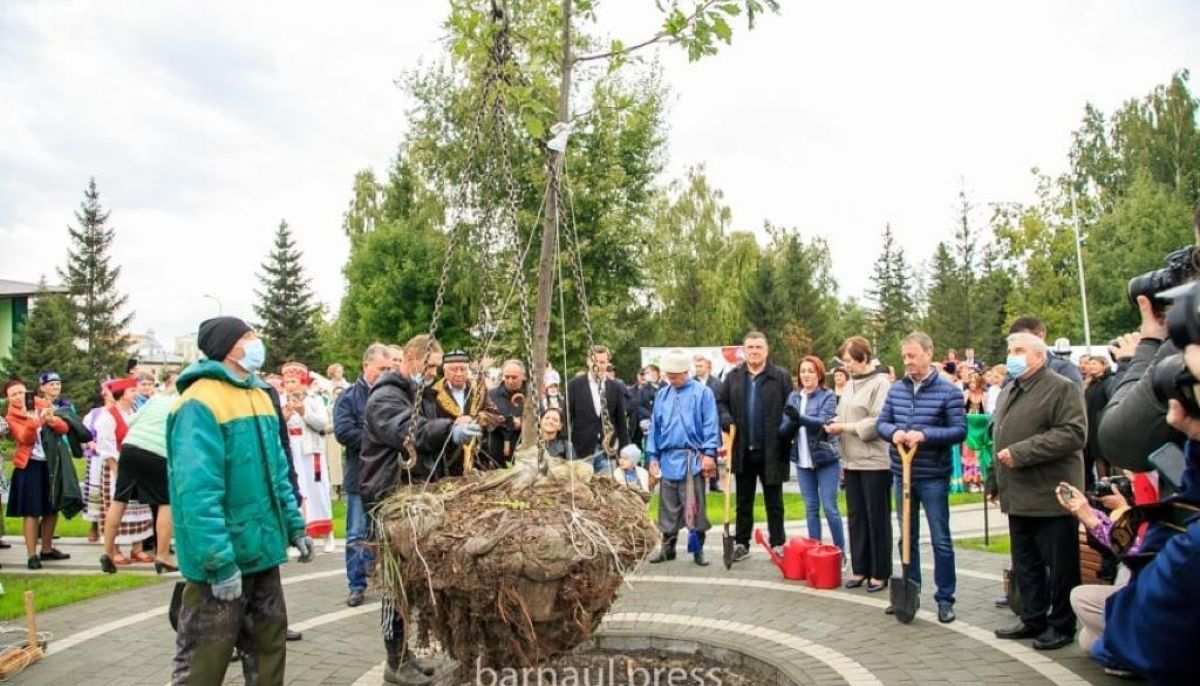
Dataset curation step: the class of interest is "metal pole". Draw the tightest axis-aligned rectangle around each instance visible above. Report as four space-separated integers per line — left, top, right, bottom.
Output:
1069 185 1092 351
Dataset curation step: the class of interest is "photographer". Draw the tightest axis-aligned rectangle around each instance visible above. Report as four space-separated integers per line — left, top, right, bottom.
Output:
1098 295 1185 472
1087 342 1200 683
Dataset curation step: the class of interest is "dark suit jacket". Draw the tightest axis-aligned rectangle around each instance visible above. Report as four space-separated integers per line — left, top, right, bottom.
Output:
716 363 794 485
566 374 630 458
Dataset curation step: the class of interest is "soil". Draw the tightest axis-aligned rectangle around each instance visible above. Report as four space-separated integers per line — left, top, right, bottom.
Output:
457 649 766 686
375 449 660 669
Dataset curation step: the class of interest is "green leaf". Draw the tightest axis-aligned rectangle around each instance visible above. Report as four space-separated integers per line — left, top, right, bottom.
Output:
610 38 625 55
712 16 733 42
522 111 545 139
720 3 742 15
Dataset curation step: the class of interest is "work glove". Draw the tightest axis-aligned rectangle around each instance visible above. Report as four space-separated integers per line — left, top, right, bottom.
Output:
451 422 483 445
293 535 315 563
783 405 800 423
638 419 651 433
212 570 243 602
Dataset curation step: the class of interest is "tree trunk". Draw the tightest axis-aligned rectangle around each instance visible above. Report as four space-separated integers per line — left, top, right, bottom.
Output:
523 0 573 447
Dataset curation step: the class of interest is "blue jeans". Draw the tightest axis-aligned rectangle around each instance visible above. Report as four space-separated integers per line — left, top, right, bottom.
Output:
344 493 373 593
796 461 845 551
893 475 956 605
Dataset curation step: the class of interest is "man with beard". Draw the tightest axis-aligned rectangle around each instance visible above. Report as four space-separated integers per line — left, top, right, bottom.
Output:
487 360 527 467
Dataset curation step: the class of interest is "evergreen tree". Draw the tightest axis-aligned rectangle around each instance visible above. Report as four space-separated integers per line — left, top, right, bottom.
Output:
952 185 979 348
922 242 961 351
973 243 1015 365
2 280 90 410
59 178 132 385
254 220 322 370
866 224 916 368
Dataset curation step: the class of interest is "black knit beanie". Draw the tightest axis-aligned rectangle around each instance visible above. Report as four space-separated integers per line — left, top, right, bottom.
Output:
197 317 252 361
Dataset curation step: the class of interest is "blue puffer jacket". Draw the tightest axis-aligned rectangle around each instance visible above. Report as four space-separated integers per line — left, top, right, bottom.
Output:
877 372 966 480
778 387 839 468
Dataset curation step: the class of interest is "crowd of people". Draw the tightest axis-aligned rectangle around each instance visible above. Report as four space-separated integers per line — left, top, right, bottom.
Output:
0 303 1195 684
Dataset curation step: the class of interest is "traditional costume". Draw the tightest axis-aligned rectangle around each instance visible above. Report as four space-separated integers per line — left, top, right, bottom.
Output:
93 379 154 548
281 363 334 547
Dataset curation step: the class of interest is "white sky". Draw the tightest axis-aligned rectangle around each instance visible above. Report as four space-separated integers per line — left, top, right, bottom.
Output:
1 0 1197 347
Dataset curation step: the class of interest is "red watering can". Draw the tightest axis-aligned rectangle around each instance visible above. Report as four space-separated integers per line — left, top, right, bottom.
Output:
754 529 817 581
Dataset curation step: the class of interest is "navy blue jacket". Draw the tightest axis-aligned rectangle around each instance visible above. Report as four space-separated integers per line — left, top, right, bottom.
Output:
877 372 966 480
778 387 839 468
333 376 370 494
1093 440 1200 681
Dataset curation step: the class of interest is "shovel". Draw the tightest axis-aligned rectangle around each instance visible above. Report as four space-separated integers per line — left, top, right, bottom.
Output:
890 442 920 624
722 426 737 569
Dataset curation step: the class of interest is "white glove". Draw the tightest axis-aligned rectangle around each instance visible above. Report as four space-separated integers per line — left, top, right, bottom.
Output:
212 570 242 602
293 535 315 563
638 419 650 433
451 422 483 445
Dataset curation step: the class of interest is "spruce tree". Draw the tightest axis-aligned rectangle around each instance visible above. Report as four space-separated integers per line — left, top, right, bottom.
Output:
254 220 321 370
2 280 90 410
922 242 962 351
866 224 917 367
952 185 978 348
59 178 133 385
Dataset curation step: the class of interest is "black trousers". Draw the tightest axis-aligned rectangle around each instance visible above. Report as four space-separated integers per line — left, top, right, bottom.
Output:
1009 514 1080 635
845 469 892 580
734 451 785 547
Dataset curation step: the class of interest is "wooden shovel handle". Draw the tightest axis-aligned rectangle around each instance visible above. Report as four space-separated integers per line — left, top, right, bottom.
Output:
25 591 37 649
722 426 736 524
898 444 917 566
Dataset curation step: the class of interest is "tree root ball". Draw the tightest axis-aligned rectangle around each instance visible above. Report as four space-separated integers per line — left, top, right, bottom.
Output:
373 450 658 669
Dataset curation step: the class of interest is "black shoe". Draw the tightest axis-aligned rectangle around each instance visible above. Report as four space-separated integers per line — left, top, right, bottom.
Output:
39 548 70 560
286 628 302 641
231 649 242 662
693 550 710 566
866 579 889 593
0 540 11 549
347 590 365 607
844 577 866 589
731 543 750 562
99 554 117 574
27 556 42 570
937 601 955 624
383 661 434 685
884 605 895 615
648 546 676 563
154 560 179 575
1032 629 1073 651
995 622 1043 640
994 594 1009 608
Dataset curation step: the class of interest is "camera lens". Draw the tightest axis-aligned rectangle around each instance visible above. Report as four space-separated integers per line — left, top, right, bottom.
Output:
1151 353 1200 415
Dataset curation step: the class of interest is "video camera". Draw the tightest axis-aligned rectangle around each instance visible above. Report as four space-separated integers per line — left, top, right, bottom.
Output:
1127 246 1199 311
1087 475 1135 509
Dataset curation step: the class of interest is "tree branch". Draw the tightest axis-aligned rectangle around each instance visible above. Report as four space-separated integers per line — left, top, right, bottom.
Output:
573 0 722 64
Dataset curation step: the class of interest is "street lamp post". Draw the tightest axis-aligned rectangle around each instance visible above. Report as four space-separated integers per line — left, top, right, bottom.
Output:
1069 187 1093 352
203 294 223 316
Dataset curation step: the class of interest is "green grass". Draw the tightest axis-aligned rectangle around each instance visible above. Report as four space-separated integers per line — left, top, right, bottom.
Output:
0 573 163 621
956 534 1011 555
649 490 985 525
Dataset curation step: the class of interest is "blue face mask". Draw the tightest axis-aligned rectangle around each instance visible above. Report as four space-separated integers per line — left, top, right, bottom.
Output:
1006 354 1028 379
239 339 266 374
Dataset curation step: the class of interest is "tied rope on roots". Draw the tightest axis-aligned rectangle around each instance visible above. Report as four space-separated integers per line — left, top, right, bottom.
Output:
372 447 658 669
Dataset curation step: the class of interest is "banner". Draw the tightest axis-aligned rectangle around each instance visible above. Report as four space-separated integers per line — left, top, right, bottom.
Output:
639 346 744 380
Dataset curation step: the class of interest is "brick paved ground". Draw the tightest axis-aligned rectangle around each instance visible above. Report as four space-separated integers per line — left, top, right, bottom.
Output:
0 504 1125 685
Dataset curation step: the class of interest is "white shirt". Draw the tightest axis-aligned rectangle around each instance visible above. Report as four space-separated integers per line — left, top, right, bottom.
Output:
589 378 603 416
449 385 468 412
984 385 1001 414
30 431 46 462
796 391 812 469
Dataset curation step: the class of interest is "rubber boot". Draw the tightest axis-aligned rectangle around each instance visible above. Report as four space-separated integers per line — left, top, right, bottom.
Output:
693 531 709 566
648 534 677 563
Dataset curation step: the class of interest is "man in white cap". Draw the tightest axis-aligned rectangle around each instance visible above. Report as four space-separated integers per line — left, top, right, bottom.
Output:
645 348 720 566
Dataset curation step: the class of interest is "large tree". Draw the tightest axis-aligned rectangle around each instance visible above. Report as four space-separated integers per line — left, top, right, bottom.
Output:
59 178 132 384
254 220 322 370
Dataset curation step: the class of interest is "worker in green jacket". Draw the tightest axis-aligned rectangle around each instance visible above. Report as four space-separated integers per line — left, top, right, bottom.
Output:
166 316 314 686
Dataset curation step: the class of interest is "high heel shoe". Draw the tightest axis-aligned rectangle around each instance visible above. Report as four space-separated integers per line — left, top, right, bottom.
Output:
844 576 866 589
866 578 889 593
155 560 179 575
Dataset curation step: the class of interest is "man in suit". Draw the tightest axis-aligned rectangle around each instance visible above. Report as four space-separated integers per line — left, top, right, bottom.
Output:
716 332 794 561
566 345 631 470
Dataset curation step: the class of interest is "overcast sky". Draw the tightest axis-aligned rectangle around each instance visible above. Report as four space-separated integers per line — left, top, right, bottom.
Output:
2 0 1198 348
